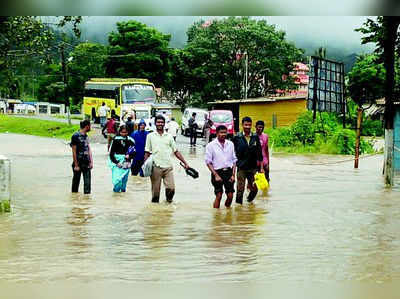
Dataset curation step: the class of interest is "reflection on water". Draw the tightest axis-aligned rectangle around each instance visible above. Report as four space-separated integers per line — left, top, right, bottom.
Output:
1 133 400 282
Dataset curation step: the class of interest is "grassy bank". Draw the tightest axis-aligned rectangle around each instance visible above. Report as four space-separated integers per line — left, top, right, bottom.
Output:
265 111 376 155
0 115 79 140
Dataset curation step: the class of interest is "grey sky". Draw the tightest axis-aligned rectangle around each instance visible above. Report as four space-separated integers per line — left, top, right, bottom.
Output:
74 16 374 55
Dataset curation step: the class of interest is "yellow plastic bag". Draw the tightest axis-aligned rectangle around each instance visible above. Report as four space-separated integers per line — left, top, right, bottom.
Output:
254 172 269 192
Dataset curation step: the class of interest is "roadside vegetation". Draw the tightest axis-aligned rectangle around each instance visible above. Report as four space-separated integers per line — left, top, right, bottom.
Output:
0 115 79 140
266 110 382 155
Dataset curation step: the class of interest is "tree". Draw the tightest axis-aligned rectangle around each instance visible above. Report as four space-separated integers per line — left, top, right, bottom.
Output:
37 64 64 103
183 17 304 102
68 42 107 106
347 54 386 106
168 48 197 110
0 16 82 98
105 20 173 89
357 16 400 184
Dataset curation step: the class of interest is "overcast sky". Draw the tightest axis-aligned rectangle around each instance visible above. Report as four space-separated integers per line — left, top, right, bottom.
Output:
66 16 375 55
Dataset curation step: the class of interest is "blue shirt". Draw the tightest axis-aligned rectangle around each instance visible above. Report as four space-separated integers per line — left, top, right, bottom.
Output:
131 130 148 161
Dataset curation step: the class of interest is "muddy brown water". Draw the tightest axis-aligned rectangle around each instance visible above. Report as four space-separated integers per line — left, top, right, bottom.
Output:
1 133 400 282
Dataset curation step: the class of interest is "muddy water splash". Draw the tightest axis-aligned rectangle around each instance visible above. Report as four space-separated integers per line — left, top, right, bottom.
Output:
0 133 399 282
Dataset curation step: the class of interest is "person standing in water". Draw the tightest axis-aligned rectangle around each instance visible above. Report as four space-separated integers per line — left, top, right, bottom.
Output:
71 120 93 194
108 125 136 192
232 116 263 204
255 120 270 182
144 115 190 203
205 125 237 209
130 119 148 176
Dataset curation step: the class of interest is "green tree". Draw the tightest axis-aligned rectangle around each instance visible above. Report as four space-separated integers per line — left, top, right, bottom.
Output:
184 17 304 102
68 42 107 106
0 16 82 98
105 20 172 88
37 64 64 103
347 54 386 106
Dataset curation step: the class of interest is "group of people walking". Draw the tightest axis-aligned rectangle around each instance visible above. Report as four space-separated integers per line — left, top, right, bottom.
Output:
70 114 269 209
205 117 269 208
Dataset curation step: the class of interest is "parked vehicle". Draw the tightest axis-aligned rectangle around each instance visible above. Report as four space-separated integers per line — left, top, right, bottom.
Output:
181 108 208 137
209 110 235 139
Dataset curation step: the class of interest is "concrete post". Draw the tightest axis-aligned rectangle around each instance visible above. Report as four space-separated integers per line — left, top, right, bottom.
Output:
0 155 11 213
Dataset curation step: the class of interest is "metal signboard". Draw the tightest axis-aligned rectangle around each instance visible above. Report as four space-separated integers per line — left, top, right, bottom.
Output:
307 56 345 115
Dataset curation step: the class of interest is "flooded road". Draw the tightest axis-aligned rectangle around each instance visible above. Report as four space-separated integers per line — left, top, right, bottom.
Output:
1 133 400 282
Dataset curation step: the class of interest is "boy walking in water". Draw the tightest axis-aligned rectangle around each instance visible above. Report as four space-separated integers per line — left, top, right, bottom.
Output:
205 125 237 208
71 120 93 194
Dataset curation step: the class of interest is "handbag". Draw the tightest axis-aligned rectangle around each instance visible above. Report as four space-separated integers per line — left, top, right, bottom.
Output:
141 155 153 177
254 172 269 191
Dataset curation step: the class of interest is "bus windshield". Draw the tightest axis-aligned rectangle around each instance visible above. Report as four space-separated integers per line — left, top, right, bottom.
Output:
122 85 156 103
135 110 150 119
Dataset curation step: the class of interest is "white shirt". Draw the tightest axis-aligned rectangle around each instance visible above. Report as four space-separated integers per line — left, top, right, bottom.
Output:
166 121 179 137
205 138 237 170
99 105 108 117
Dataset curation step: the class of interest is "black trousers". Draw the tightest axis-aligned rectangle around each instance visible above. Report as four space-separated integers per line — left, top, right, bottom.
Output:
190 128 197 145
72 166 91 194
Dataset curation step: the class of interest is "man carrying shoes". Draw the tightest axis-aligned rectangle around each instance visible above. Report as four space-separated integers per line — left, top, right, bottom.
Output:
144 115 190 203
205 125 237 209
232 116 263 205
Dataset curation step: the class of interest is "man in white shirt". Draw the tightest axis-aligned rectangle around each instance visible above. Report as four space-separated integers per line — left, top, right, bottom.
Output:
144 115 190 203
98 102 109 128
166 117 179 141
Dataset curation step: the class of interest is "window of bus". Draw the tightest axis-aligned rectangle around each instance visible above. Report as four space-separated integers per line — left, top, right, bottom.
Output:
135 110 150 120
122 85 156 103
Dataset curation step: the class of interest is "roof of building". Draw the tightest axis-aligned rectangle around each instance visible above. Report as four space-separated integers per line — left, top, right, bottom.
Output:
210 95 307 105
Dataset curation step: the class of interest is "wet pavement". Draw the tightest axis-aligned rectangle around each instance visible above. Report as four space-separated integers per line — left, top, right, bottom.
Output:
0 132 400 282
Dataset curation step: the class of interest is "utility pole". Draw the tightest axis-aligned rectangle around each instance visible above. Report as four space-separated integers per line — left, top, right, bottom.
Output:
312 57 318 122
383 17 400 186
354 107 363 168
60 42 71 125
244 52 248 100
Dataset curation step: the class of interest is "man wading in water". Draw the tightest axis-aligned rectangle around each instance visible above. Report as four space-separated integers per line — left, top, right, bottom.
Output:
70 120 93 194
205 125 237 208
144 115 190 203
232 116 263 204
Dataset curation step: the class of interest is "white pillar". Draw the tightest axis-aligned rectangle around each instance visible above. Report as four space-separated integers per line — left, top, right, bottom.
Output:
0 155 11 212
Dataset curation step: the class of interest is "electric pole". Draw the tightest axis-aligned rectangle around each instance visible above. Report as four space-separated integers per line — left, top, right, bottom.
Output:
60 42 71 125
244 52 248 100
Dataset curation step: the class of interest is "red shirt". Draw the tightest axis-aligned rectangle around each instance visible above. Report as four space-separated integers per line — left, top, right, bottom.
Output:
106 119 116 134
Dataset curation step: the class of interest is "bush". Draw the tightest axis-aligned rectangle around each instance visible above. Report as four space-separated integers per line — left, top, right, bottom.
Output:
362 118 384 136
266 111 375 155
291 112 316 145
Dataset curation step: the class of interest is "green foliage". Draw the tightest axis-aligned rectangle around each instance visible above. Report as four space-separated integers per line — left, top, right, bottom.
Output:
184 17 304 103
105 20 172 88
37 64 64 103
267 111 374 155
291 112 317 145
0 115 79 140
347 54 386 105
362 118 384 136
68 42 107 105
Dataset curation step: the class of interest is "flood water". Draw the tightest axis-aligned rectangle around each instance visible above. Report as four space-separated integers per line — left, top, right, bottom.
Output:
1 133 400 283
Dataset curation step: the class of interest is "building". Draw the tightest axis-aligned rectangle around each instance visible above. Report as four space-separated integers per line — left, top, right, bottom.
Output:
276 62 309 97
210 94 307 131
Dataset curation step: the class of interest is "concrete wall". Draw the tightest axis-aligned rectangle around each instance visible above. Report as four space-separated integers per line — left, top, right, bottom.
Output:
239 99 307 128
0 155 11 212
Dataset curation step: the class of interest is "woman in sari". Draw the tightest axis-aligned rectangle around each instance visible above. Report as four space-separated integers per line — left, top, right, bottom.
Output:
109 125 136 192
